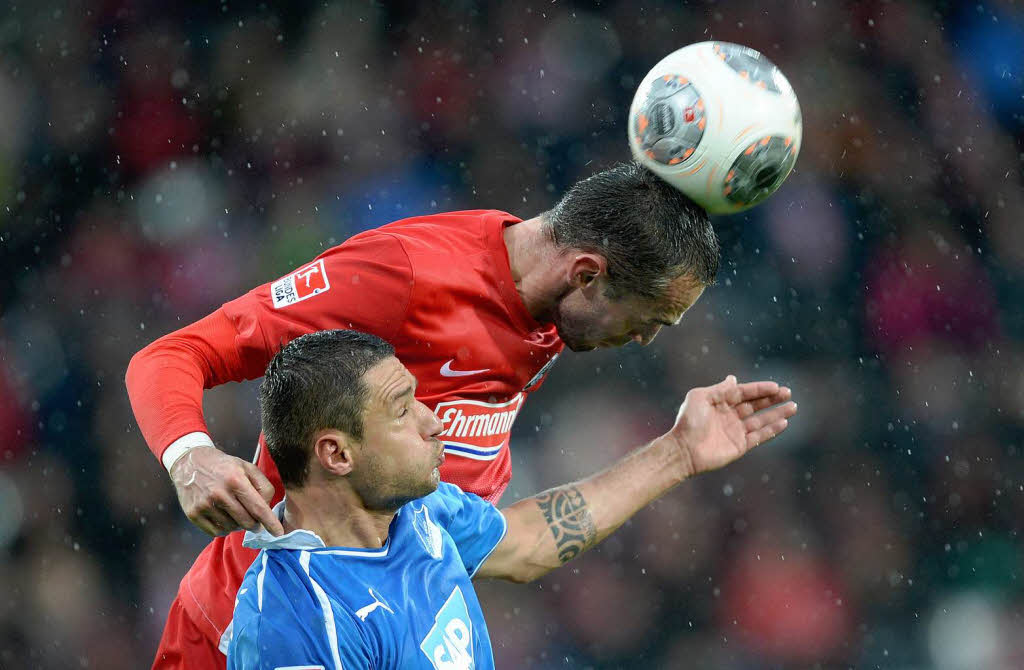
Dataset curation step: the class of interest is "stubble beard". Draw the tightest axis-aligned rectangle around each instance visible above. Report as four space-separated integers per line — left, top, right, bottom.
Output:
553 303 597 352
354 459 437 512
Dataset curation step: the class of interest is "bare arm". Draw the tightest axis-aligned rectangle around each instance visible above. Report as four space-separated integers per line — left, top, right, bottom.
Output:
476 376 796 583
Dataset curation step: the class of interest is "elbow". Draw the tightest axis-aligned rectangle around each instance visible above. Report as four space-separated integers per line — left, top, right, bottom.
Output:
125 346 146 392
507 557 553 584
503 571 536 585
483 554 548 584
516 567 554 585
125 342 156 393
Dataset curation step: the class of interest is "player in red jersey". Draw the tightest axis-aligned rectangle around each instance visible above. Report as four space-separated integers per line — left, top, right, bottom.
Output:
126 162 721 668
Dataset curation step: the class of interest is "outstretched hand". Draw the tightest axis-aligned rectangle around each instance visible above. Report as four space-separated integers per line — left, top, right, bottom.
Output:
667 375 797 478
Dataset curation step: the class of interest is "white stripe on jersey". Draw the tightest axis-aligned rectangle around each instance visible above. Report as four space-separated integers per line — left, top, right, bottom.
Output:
256 553 268 612
300 551 344 670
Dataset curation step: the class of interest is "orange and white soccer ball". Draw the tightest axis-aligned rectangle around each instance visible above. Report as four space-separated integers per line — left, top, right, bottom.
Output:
628 41 802 214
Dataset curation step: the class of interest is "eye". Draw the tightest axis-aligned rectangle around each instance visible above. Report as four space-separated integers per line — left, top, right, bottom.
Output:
398 406 408 417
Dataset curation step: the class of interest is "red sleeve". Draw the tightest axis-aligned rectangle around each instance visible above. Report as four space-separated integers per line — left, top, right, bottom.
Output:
125 233 414 461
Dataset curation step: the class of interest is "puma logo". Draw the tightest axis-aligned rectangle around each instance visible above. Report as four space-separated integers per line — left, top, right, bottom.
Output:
355 588 395 622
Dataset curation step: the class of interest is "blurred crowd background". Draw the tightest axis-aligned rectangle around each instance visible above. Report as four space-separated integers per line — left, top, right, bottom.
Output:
2 0 1023 668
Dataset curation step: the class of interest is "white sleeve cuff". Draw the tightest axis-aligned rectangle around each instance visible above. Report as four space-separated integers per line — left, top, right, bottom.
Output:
161 432 216 472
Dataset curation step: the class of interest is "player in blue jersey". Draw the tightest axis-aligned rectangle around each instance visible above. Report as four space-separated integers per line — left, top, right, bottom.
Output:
227 329 797 669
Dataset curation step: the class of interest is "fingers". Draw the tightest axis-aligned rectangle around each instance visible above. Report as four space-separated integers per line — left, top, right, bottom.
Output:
725 380 781 405
197 506 238 537
189 513 220 536
735 387 792 418
172 448 284 536
743 401 798 432
707 375 738 403
244 462 277 503
746 417 791 449
191 482 281 537
236 471 285 537
743 401 798 449
215 492 259 531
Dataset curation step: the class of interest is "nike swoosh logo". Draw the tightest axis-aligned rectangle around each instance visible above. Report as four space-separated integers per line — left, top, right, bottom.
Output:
440 359 490 377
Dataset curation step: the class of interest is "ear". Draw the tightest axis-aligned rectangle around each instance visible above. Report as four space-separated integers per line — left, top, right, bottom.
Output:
566 253 607 290
312 430 357 478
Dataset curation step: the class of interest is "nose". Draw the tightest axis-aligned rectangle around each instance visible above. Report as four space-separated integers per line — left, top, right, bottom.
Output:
421 401 444 438
633 325 662 346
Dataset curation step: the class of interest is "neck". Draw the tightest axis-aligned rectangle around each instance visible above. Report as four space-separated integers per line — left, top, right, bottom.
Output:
503 215 567 323
282 484 396 549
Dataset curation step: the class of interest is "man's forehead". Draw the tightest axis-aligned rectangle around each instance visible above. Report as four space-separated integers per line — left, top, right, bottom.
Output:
364 357 414 395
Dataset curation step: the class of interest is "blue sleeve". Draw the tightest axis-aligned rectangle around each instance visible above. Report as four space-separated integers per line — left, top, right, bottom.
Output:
227 552 373 670
421 482 508 577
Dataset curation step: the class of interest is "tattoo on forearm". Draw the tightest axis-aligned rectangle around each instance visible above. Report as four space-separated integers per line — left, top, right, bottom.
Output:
535 486 597 563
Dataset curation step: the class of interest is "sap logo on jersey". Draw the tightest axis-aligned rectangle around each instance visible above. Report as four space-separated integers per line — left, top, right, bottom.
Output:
435 393 523 461
420 586 474 670
270 259 330 309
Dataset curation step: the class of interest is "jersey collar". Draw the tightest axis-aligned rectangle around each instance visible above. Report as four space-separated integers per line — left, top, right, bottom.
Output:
242 500 328 551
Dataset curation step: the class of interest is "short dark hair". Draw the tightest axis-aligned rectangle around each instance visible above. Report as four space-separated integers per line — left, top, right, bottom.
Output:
545 161 719 299
260 330 395 487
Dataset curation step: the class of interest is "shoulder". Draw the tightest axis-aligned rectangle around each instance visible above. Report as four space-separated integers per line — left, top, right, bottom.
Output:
374 210 519 256
321 227 412 268
236 550 313 614
418 482 475 514
230 550 374 668
229 551 319 665
415 483 501 529
410 484 508 578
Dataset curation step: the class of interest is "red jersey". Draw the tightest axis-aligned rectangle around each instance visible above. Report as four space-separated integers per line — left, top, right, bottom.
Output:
126 210 563 649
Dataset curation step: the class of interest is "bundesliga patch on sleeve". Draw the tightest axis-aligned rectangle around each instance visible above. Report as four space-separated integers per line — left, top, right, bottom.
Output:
270 259 330 309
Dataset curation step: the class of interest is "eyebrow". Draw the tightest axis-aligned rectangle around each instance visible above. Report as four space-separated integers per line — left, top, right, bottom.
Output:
387 378 418 405
387 386 413 405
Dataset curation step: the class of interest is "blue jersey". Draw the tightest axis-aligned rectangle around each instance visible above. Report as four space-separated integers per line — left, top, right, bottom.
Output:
226 482 508 670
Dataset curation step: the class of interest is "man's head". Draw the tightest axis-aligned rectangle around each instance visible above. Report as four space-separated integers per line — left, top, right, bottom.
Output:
542 161 719 351
260 330 444 511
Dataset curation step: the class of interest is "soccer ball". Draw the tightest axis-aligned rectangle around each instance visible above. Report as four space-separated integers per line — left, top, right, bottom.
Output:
628 41 802 214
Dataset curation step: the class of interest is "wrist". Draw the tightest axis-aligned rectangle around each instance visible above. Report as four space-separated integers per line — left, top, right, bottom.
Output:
162 432 216 473
655 433 696 484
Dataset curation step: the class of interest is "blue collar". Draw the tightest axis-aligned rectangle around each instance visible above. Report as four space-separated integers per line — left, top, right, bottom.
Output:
241 500 328 551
